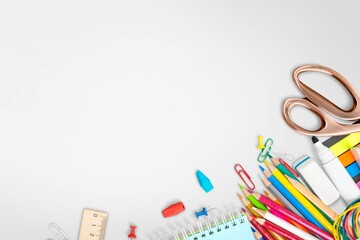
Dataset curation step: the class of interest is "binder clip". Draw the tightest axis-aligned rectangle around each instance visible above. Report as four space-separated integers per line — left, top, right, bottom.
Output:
234 164 255 190
257 137 294 163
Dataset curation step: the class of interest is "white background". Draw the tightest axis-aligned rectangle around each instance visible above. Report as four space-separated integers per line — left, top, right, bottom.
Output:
1 1 360 239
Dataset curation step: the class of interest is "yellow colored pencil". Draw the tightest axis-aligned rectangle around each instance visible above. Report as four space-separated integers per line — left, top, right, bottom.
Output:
285 175 338 221
264 161 333 233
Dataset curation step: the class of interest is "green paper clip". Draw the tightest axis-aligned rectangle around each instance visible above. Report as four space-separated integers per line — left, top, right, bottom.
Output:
257 138 273 162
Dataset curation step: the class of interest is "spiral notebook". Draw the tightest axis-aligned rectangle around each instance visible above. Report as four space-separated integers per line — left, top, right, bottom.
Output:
160 209 255 240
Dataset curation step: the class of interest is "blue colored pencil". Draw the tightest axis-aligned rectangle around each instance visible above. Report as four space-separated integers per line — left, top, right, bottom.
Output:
251 227 265 240
259 165 327 232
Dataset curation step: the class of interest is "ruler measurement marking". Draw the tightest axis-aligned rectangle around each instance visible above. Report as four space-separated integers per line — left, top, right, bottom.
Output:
78 209 108 240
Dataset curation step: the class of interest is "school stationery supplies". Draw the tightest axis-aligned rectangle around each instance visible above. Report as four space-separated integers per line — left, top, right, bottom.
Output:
285 175 338 221
252 193 334 240
78 209 108 240
254 218 302 240
260 175 303 217
239 184 267 211
260 165 326 231
238 193 262 217
282 64 360 136
196 170 214 193
270 158 298 181
194 207 216 218
162 202 185 218
257 136 265 149
254 208 318 240
239 199 284 240
162 209 255 240
294 155 340 206
128 226 137 239
262 189 310 234
243 209 275 240
312 136 360 204
251 227 265 240
234 164 256 190
351 147 360 170
279 158 300 177
264 161 334 233
332 198 360 240
264 190 283 206
49 223 72 240
323 132 360 188
257 138 294 163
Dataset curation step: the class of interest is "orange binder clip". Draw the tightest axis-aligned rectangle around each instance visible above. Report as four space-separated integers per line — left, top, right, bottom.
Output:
234 164 255 190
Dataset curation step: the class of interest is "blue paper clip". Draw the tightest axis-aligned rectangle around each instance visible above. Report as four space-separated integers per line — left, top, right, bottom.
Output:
234 164 255 190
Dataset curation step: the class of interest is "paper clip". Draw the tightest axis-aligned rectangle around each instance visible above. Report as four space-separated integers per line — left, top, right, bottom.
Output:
279 158 300 177
257 138 294 163
234 164 255 190
48 223 71 240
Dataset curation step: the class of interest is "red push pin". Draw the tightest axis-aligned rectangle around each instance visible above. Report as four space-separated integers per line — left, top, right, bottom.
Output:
128 225 137 239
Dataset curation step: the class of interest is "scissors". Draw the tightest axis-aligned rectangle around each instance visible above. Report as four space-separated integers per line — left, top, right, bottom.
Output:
282 64 360 136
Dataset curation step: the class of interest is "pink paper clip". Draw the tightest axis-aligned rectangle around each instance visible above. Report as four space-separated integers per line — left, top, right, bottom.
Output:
279 158 300 177
234 164 255 190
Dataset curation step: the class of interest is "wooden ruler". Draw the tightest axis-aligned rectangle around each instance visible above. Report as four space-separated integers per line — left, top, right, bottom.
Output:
78 209 108 240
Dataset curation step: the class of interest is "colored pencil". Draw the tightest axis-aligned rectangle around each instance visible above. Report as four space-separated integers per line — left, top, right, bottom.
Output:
260 175 303 217
255 218 302 240
251 192 334 240
285 175 338 221
254 208 319 240
237 193 262 217
263 189 310 234
260 165 325 231
251 227 265 240
239 192 286 240
270 157 299 181
242 208 275 240
264 161 333 233
264 190 283 206
239 184 268 211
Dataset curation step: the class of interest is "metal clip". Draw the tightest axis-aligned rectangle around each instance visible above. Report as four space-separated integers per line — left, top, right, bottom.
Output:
48 223 71 240
234 164 255 190
257 138 294 163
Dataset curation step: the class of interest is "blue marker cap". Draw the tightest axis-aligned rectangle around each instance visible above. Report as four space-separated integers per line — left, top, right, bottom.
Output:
196 170 214 193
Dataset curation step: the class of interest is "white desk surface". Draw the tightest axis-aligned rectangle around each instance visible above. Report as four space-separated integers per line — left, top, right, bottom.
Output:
1 1 360 239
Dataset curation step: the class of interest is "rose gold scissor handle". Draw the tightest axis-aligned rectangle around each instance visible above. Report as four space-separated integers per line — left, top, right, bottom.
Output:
282 65 360 136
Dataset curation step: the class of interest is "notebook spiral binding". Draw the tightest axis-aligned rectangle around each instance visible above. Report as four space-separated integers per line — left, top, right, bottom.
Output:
160 208 246 240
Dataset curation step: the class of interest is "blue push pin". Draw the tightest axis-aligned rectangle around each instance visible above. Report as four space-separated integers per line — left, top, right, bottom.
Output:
195 208 208 218
195 207 216 218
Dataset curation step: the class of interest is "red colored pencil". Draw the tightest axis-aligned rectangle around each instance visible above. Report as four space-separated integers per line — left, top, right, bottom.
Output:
255 218 302 240
242 208 275 240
